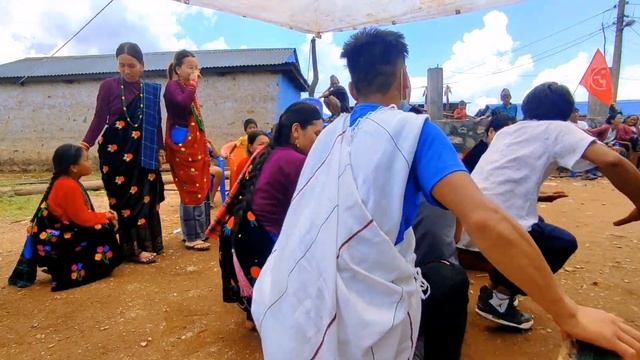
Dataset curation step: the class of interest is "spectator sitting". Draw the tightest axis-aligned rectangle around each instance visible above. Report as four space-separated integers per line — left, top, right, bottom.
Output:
569 107 589 131
231 130 270 185
623 115 639 151
588 113 632 154
491 88 518 120
319 75 351 117
232 118 259 155
207 140 224 204
453 100 468 120
461 112 515 173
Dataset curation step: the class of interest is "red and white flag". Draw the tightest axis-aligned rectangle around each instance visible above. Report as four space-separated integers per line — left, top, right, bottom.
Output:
579 49 613 105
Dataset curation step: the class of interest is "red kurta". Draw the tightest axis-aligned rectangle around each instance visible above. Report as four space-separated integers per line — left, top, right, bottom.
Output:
165 96 210 205
48 176 109 227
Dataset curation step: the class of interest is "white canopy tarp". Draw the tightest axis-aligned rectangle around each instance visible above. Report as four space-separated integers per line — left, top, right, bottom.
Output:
174 0 520 34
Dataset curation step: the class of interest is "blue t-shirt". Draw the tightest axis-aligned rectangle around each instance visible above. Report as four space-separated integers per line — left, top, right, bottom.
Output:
491 103 518 119
350 104 467 244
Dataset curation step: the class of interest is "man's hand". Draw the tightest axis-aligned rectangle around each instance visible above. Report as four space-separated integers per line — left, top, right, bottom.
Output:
556 303 640 359
538 190 568 203
614 208 640 226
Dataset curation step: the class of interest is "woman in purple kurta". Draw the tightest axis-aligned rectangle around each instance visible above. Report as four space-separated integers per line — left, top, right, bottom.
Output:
207 101 324 328
80 42 165 264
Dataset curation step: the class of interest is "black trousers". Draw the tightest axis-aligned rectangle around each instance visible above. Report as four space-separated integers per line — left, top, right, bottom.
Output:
489 219 577 296
416 261 469 360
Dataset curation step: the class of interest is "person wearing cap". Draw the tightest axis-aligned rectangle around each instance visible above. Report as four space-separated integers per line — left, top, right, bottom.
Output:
491 88 518 120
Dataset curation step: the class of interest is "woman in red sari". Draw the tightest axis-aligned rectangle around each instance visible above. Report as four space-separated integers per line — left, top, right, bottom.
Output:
164 50 211 251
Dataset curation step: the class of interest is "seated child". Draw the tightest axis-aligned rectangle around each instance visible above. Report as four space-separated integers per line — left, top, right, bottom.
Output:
9 144 122 291
453 100 467 120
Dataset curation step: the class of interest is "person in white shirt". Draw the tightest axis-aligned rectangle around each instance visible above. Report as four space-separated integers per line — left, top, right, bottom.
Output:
252 27 640 358
469 82 640 334
569 107 590 131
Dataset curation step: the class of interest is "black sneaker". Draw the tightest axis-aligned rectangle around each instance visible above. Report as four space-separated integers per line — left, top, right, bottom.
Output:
475 285 534 330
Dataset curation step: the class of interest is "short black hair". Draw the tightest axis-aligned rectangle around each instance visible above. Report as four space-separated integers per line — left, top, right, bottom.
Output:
341 28 409 97
521 82 575 121
243 118 258 131
486 112 515 135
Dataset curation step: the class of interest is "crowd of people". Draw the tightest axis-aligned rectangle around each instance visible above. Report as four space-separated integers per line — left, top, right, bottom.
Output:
7 28 640 359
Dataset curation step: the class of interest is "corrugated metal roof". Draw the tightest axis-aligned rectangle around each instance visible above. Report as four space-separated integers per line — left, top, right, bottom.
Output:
0 48 305 87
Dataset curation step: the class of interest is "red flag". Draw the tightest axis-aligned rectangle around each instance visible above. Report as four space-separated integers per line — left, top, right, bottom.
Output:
579 49 613 105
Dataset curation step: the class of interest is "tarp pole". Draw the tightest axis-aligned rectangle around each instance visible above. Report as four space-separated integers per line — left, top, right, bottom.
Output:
308 36 319 97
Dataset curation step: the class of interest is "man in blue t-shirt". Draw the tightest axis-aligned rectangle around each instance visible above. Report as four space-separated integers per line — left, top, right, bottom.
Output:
254 28 640 359
491 88 518 120
339 29 638 358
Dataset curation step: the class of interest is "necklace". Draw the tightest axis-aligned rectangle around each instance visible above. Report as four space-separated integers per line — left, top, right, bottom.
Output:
120 77 144 128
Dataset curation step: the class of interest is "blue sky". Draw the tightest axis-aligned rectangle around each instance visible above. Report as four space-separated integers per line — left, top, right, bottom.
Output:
2 0 639 112
185 0 640 110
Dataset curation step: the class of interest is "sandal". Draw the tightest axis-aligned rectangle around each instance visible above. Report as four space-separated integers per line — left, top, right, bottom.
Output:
132 251 157 264
185 240 210 251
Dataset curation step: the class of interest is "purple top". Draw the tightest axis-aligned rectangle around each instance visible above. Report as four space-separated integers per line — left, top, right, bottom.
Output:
163 80 197 130
252 146 307 236
82 77 163 148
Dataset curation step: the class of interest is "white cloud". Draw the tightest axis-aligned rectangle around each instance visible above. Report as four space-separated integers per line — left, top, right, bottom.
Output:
529 52 589 101
440 11 533 105
471 97 499 114
530 53 640 103
409 76 427 104
0 0 216 64
297 33 350 99
201 37 230 50
618 64 640 101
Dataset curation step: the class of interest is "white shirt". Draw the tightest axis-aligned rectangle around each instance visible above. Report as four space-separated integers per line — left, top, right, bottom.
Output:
572 120 589 131
471 120 595 230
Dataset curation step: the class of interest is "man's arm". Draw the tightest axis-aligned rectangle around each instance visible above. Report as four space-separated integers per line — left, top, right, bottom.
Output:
433 172 640 358
582 142 640 224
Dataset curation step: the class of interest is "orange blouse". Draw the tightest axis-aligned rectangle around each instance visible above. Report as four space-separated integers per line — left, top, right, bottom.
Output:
453 108 467 120
47 176 108 227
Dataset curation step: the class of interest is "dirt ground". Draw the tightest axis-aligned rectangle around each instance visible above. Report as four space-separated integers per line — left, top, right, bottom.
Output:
0 177 638 359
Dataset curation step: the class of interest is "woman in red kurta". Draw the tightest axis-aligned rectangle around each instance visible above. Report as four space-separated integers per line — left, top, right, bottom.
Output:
164 50 211 251
9 144 122 291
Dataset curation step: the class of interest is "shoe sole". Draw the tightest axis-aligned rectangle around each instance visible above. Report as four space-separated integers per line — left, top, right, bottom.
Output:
475 308 534 330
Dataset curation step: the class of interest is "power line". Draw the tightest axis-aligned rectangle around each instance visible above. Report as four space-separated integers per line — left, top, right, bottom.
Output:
443 28 607 85
512 5 615 53
450 5 616 75
18 0 115 84
444 25 612 83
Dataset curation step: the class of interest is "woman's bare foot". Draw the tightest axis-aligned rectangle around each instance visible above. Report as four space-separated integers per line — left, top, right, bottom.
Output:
132 251 157 264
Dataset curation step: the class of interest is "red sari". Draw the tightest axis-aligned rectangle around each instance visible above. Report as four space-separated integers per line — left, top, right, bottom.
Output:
165 97 210 205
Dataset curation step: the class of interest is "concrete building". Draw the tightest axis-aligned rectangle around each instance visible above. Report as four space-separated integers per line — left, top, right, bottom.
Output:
0 48 308 170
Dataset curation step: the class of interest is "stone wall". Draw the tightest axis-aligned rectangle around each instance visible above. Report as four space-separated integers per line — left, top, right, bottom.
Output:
0 72 288 171
434 119 490 154
434 117 605 154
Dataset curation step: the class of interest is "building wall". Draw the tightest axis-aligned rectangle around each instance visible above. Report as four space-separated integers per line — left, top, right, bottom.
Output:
434 118 605 155
275 74 304 118
0 72 288 170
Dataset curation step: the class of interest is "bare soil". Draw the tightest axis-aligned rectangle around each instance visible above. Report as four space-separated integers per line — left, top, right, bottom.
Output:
0 177 638 359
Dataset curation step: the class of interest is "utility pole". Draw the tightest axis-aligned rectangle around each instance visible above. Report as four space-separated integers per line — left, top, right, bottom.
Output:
611 0 626 101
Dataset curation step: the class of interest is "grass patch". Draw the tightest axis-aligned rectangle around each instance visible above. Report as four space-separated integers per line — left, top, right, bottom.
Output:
0 194 42 222
0 190 108 223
